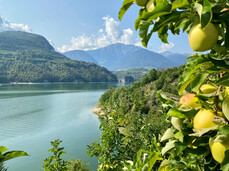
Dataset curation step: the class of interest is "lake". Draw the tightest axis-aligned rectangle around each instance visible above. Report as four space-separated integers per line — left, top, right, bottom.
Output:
0 83 121 171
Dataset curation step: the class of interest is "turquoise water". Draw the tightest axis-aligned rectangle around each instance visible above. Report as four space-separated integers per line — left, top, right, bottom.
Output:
0 83 120 171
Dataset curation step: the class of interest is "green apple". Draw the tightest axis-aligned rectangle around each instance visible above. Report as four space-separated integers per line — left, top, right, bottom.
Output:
199 84 218 94
180 94 201 108
134 0 148 6
189 23 219 52
193 109 216 129
209 137 229 163
146 0 154 12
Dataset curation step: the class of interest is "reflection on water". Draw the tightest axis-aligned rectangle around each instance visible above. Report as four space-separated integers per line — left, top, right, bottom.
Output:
0 83 121 171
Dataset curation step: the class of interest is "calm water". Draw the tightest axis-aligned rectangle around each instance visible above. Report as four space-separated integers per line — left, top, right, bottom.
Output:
0 83 121 171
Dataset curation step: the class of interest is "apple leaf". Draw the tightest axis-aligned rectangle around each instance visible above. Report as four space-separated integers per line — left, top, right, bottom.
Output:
153 11 182 32
222 95 229 121
174 131 184 142
118 0 134 21
190 73 209 93
193 3 203 20
157 91 178 108
221 151 229 171
189 126 218 137
158 26 168 43
135 9 144 31
218 125 229 136
171 117 183 132
142 0 172 21
216 74 229 86
161 140 176 156
0 146 8 154
213 135 229 143
167 108 187 119
178 54 210 95
158 160 170 171
139 20 153 47
0 151 29 163
160 128 174 142
172 0 189 10
201 0 212 28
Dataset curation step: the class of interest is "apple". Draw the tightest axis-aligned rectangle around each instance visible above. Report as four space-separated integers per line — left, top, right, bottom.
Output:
226 87 229 95
146 0 154 12
193 109 216 129
179 94 201 108
199 84 218 94
188 23 219 52
209 137 229 163
134 0 148 6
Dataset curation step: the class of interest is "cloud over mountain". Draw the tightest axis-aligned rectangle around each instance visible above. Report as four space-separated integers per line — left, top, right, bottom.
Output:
0 16 32 32
158 42 175 53
57 16 136 52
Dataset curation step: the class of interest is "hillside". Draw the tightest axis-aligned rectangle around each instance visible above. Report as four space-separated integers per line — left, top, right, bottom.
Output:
112 68 149 82
89 66 185 169
64 43 185 71
0 31 117 83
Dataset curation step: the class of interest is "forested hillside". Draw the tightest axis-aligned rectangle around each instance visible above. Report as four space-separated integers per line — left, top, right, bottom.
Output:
88 66 184 169
0 31 117 83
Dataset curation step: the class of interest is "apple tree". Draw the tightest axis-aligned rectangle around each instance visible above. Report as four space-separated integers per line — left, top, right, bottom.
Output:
119 0 229 170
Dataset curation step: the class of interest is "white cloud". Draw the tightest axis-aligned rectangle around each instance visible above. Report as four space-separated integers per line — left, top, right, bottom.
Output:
0 16 32 32
134 41 144 48
158 42 175 53
57 16 135 52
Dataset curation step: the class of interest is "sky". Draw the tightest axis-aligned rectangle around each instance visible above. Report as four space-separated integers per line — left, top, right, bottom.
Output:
0 0 195 54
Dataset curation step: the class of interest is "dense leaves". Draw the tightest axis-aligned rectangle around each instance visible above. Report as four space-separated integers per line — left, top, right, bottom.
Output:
42 139 90 171
89 0 229 170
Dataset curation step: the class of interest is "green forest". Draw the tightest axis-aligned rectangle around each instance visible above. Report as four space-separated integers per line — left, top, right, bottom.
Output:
0 31 117 83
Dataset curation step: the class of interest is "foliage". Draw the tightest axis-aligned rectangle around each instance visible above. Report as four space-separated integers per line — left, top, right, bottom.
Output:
117 0 229 170
88 66 184 170
0 163 7 171
67 159 90 171
0 146 28 165
42 139 69 171
42 139 90 171
0 31 117 83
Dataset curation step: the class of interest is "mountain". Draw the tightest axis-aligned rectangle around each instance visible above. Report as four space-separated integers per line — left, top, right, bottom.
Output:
0 31 117 83
161 51 190 66
0 31 54 51
64 43 190 71
87 43 142 70
65 43 178 71
63 50 98 64
116 48 175 69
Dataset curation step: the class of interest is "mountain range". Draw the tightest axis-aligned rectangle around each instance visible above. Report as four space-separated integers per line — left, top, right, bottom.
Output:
63 43 190 71
0 31 117 83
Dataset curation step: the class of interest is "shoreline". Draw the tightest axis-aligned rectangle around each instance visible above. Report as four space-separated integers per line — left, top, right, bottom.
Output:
0 82 119 86
92 106 104 117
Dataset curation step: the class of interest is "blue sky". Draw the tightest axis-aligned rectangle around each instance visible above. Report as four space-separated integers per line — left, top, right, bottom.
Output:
0 0 194 54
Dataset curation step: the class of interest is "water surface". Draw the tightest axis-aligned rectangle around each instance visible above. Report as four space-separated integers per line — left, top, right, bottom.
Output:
0 83 120 171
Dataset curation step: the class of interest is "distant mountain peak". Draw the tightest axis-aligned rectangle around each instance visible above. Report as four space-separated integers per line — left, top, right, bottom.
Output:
64 43 189 71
